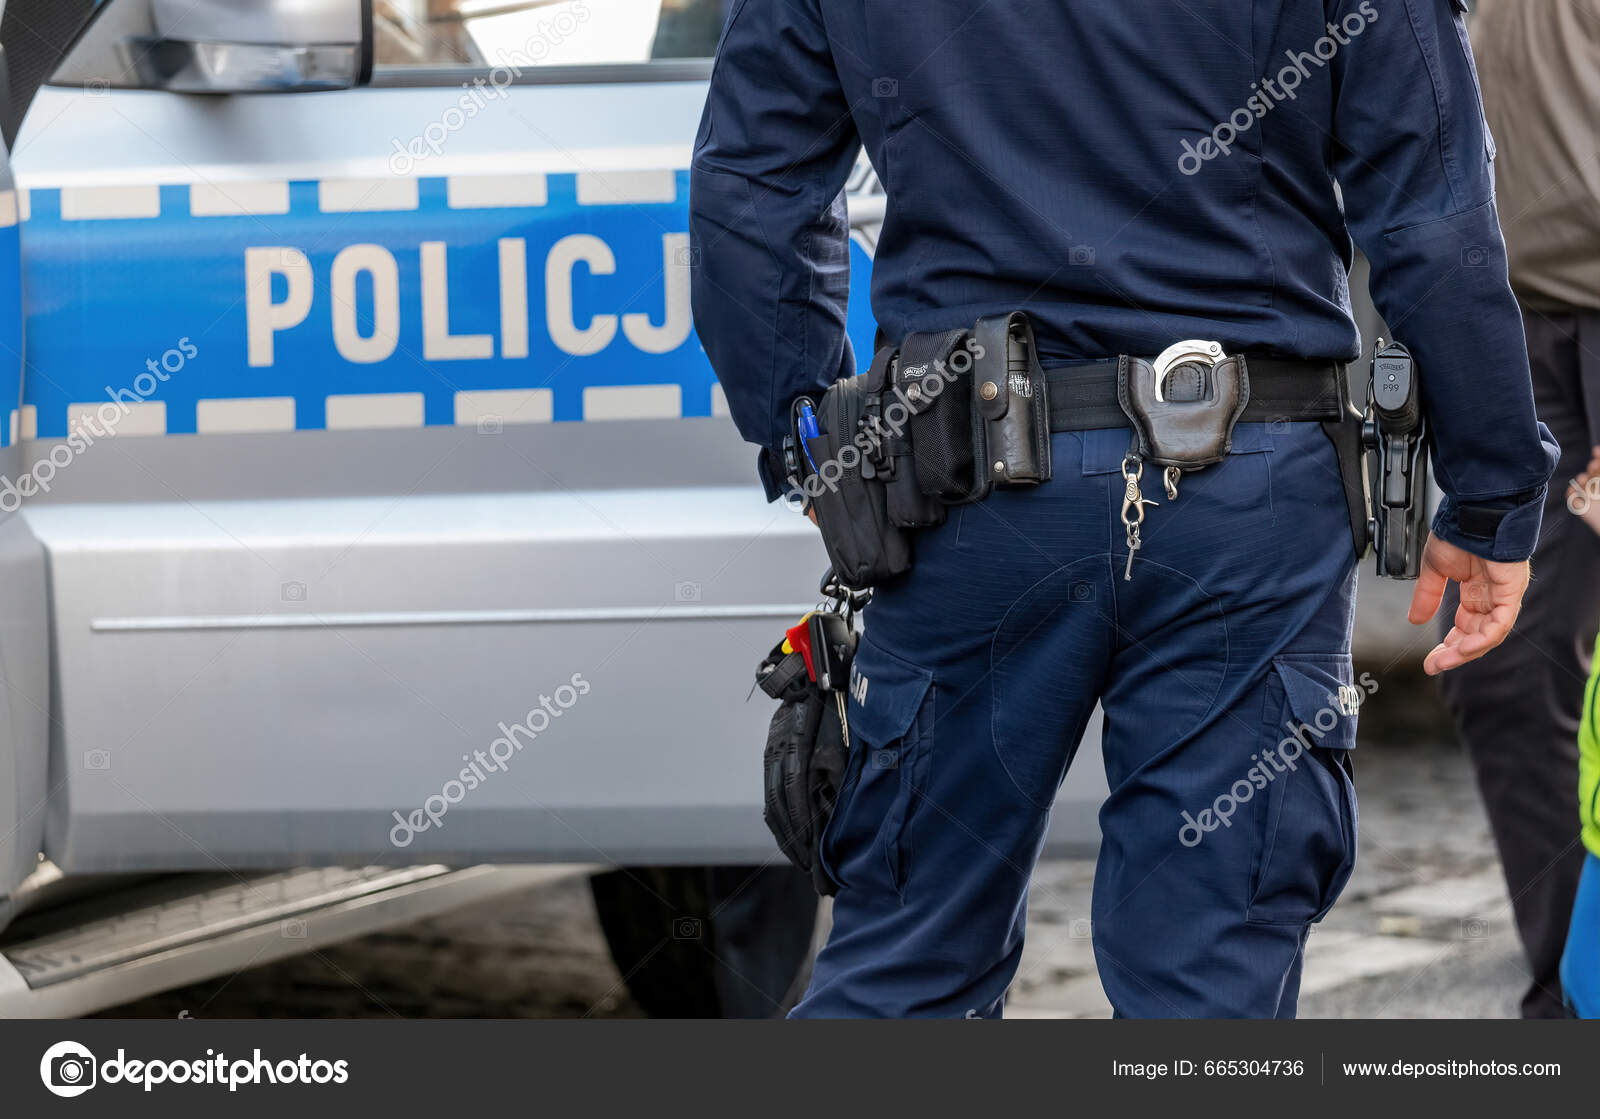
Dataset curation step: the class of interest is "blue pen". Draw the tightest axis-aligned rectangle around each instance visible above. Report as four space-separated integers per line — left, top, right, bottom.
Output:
797 400 822 473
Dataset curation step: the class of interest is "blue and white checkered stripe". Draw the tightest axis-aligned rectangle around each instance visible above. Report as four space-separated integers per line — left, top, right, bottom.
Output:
10 170 877 441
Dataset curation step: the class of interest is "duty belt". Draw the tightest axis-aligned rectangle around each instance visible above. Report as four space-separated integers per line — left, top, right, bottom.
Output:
789 311 1369 591
1043 355 1349 432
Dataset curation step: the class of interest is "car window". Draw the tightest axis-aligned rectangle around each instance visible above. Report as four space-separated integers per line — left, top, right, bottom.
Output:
374 0 729 71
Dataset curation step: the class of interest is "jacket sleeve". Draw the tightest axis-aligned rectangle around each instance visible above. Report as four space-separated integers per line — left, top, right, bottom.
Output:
1329 0 1558 561
689 0 861 500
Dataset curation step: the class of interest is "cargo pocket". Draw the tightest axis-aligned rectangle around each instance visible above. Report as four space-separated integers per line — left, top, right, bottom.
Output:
818 637 935 899
1247 654 1360 927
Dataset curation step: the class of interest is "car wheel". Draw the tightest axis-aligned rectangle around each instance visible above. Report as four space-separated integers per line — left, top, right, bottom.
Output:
589 865 819 1018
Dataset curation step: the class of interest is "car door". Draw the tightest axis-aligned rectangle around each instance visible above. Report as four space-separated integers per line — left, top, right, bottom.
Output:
7 0 851 872
0 45 52 906
7 0 1104 875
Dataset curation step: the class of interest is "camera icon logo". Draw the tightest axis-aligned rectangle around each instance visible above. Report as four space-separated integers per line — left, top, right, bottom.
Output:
281 917 308 939
83 749 111 771
674 581 702 603
871 749 898 770
672 917 703 940
477 414 503 435
84 79 109 98
872 77 899 98
281 581 308 603
1068 244 1096 266
1461 917 1489 940
1069 917 1094 939
40 1041 97 1098
1460 245 1489 267
675 244 701 267
1069 581 1096 603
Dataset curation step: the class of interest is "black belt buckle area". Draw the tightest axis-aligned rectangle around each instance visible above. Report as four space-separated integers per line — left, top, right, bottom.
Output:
1117 339 1250 469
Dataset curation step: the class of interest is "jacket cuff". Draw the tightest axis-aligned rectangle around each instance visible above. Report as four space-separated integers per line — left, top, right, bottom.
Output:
1431 487 1546 562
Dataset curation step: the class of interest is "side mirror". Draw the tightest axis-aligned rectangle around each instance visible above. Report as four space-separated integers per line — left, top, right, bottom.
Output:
133 0 372 92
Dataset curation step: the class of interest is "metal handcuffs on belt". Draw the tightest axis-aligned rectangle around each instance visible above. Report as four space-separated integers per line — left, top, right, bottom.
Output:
1116 339 1251 579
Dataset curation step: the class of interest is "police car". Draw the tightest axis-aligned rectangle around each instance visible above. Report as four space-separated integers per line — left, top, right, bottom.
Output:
0 0 1107 1016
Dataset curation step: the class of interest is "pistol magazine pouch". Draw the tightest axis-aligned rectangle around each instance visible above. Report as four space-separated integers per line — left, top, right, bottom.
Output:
895 326 986 503
1117 353 1250 469
865 345 946 529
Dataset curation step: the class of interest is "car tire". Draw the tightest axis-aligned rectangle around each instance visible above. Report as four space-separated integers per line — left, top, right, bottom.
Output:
589 865 819 1018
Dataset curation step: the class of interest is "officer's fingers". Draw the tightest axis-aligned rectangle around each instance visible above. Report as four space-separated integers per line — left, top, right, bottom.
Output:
1469 605 1519 655
1436 626 1506 670
1465 598 1516 653
1451 621 1500 656
1453 592 1517 641
1427 605 1519 674
1423 633 1465 675
1408 561 1449 625
1425 626 1481 674
1425 642 1478 675
1452 594 1491 633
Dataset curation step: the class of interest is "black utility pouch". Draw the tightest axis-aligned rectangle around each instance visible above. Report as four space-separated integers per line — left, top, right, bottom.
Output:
896 327 989 503
796 383 913 590
972 312 1052 487
862 344 946 529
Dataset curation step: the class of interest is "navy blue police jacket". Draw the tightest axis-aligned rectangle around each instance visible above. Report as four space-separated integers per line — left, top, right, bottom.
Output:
688 0 1558 561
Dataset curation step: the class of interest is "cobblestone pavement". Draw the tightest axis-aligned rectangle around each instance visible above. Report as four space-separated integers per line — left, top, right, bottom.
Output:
1010 740 1525 1019
98 735 1533 1019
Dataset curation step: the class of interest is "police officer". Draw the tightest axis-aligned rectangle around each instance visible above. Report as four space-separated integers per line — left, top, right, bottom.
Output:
689 0 1557 1017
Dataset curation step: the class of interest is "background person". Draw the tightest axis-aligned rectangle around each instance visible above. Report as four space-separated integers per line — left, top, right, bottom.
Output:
1435 0 1600 1018
1565 523 1600 1018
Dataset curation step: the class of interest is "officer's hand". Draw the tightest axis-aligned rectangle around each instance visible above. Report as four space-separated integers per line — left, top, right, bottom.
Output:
1407 533 1529 676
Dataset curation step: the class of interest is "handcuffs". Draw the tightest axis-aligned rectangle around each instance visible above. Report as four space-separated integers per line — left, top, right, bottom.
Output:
1116 339 1250 579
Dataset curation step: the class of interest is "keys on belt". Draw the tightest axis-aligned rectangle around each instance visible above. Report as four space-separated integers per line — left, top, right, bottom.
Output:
1117 338 1246 579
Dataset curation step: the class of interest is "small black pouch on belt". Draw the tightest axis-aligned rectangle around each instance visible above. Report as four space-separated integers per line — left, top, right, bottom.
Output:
796 381 913 590
895 327 988 502
862 343 946 529
972 311 1053 487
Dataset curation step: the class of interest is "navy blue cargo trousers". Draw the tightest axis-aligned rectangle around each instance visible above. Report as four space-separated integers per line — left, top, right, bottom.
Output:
792 421 1362 1018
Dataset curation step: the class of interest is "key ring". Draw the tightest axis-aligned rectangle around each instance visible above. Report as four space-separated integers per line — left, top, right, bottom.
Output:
1121 455 1151 527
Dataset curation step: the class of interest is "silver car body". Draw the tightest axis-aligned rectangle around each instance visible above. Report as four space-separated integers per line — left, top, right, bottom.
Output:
0 0 1111 927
